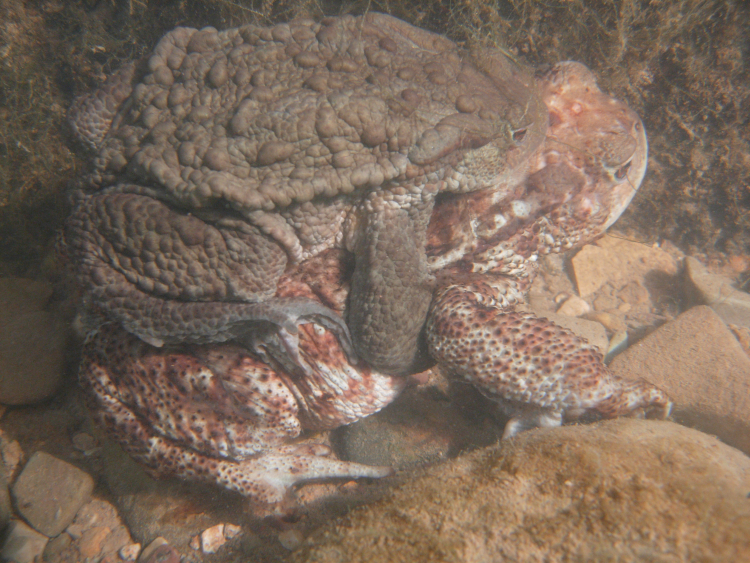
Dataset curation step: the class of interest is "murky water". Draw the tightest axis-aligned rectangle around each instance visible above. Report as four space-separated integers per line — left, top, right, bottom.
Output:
1 1 748 562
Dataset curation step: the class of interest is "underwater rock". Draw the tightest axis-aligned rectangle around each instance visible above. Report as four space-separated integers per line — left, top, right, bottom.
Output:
0 520 48 563
0 278 69 405
555 294 591 317
119 543 141 561
58 499 135 562
336 388 464 471
41 533 72 562
137 537 179 563
610 305 750 454
0 465 10 532
684 256 750 329
571 235 678 297
11 451 94 537
77 526 110 559
531 311 609 354
291 419 750 563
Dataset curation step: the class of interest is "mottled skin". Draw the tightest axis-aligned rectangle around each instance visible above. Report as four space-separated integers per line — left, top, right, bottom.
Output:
426 63 669 436
78 59 670 512
80 251 404 511
67 13 547 375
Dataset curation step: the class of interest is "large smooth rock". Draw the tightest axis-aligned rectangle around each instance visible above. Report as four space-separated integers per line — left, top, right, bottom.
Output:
336 387 501 471
0 278 69 405
610 305 750 454
292 420 750 563
11 451 94 537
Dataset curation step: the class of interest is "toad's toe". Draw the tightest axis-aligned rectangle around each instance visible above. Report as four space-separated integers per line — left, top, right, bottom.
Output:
238 297 357 371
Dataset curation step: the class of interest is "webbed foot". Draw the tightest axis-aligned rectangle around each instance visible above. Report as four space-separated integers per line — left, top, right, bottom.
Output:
234 297 358 370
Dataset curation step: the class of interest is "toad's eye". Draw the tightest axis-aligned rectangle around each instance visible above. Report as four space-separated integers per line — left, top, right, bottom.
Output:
512 128 527 143
614 161 631 181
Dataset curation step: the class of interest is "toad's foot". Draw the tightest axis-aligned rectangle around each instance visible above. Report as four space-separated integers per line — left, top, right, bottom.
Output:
165 443 392 511
426 278 672 439
68 63 136 151
92 290 354 371
120 423 391 513
229 297 358 368
92 402 390 512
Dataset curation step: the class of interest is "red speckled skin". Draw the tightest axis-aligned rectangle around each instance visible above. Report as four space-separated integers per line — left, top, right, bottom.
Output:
80 250 403 514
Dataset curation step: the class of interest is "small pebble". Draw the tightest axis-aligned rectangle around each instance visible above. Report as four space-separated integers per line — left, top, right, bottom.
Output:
100 524 132 557
223 523 242 539
200 524 226 554
72 432 98 453
556 295 590 317
139 544 179 563
1 520 48 563
604 330 628 364
119 543 141 561
729 254 750 273
341 480 359 492
0 435 23 478
66 499 120 539
585 311 626 332
42 533 71 561
12 451 94 537
78 525 110 559
278 528 304 551
137 537 168 563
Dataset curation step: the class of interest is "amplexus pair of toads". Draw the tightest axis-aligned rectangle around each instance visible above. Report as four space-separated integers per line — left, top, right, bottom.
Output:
64 13 671 511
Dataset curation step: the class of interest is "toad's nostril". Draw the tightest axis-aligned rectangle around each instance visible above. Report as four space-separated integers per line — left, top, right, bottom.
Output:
512 128 528 143
614 160 632 181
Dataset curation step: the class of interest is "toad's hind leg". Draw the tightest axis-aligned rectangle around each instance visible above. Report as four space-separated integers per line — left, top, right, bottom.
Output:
66 192 353 360
79 325 390 512
425 279 672 438
88 398 390 511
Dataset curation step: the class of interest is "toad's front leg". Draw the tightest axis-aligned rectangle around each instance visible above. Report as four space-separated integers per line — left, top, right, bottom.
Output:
425 277 672 439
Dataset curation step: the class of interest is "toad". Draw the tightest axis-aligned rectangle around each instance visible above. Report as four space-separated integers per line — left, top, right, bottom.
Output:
66 13 547 376
78 58 670 512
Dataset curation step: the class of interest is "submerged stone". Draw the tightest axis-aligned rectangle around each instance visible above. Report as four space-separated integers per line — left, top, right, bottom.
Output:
292 419 750 563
